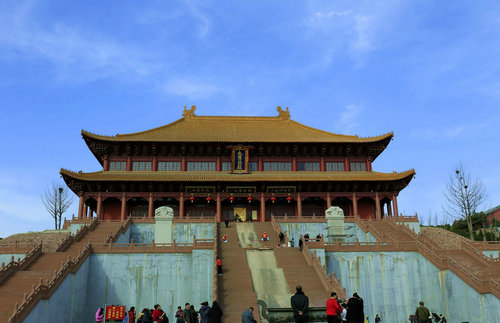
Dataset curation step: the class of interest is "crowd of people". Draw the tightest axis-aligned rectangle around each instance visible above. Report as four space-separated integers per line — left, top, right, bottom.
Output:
95 301 223 323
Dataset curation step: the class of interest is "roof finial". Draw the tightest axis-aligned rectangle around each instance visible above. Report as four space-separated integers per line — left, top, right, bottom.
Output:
183 105 197 120
277 106 290 120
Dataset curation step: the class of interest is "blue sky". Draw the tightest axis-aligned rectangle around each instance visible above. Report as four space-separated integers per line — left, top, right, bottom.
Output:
1 0 499 237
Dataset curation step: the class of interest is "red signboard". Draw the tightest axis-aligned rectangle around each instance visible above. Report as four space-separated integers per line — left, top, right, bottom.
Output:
106 306 126 320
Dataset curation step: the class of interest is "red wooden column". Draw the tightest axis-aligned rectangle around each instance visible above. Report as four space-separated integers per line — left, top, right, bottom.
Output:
260 193 266 222
292 158 298 171
181 157 187 171
96 193 103 220
148 193 154 219
179 192 184 218
375 192 381 220
258 157 263 171
326 192 331 209
320 158 326 172
297 192 302 218
387 201 393 217
344 158 350 171
84 205 88 218
126 157 132 171
121 193 126 220
152 157 158 171
78 193 84 219
216 193 222 222
103 156 110 171
216 157 221 171
352 192 358 217
392 193 399 218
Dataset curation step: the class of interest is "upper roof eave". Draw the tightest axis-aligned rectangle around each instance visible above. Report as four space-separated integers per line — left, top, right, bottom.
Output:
60 168 415 183
80 106 394 144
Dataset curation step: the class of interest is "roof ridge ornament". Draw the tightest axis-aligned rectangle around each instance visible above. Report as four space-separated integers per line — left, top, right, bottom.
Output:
277 106 290 120
183 105 197 120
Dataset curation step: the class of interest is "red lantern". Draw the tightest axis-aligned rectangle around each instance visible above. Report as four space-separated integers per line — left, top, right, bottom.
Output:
271 196 276 203
206 196 212 203
190 195 195 203
229 196 235 203
247 196 253 203
287 195 292 203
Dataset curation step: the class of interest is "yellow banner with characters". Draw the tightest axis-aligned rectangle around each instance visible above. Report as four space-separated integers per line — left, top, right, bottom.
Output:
234 207 246 222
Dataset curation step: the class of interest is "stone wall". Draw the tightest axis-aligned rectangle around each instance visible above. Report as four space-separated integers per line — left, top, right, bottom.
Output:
85 251 214 320
279 223 375 243
325 251 500 322
173 223 215 243
128 223 215 243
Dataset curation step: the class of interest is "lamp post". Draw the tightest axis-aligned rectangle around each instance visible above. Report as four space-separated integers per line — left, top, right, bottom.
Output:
58 187 63 230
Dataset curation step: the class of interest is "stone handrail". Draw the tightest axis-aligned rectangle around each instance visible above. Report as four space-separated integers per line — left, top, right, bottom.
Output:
301 242 346 299
213 221 218 302
56 217 98 252
104 217 132 244
0 243 43 285
0 242 34 254
272 215 326 223
90 239 215 253
270 216 289 245
460 240 499 266
8 242 91 323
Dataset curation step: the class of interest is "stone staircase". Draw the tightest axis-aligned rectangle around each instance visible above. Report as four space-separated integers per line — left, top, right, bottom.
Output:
0 221 123 321
217 223 261 322
357 217 500 296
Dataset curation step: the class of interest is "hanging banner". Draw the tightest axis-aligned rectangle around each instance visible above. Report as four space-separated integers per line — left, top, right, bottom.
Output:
231 146 250 174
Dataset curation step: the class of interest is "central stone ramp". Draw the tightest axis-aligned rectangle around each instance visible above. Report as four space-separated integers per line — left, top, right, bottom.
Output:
0 221 122 320
246 250 292 309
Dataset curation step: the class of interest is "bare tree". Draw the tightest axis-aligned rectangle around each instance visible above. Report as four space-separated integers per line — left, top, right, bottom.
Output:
42 183 74 230
444 163 486 240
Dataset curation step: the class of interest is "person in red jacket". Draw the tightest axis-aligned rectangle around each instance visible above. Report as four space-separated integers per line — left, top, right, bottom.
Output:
216 257 223 275
128 306 136 323
152 304 166 322
326 292 342 323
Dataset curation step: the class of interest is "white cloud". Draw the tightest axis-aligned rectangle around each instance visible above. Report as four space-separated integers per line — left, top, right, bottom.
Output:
164 79 220 100
335 105 362 133
0 1 157 82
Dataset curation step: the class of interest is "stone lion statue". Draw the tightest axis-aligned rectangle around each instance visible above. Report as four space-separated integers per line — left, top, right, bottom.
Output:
155 206 174 219
325 206 344 219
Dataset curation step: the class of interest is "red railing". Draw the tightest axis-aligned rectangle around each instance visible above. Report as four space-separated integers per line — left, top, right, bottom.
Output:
301 242 345 298
56 217 98 252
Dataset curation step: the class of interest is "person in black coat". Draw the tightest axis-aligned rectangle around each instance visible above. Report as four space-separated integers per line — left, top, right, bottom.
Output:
291 285 309 323
346 293 364 323
209 301 223 323
141 308 153 323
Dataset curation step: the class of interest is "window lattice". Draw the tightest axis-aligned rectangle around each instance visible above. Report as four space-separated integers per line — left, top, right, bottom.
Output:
109 161 126 171
263 161 292 171
187 161 216 171
298 162 320 171
132 161 152 171
350 162 367 171
158 161 181 171
326 162 345 171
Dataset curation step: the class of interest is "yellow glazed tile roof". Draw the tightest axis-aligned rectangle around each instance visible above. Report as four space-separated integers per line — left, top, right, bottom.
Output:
81 106 393 143
60 169 415 182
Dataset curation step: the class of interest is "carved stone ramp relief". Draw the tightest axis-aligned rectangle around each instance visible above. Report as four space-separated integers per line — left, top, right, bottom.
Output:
236 223 263 248
246 249 293 323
